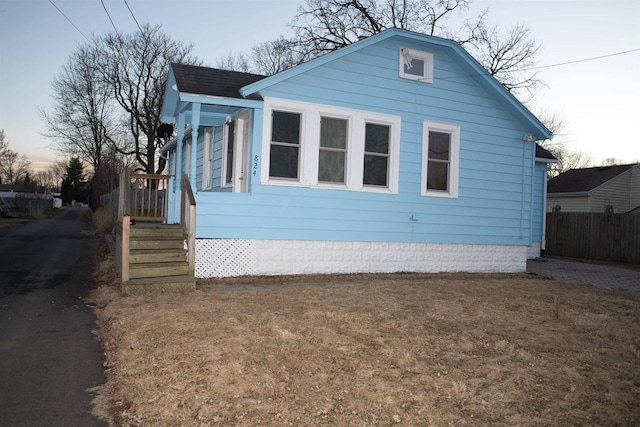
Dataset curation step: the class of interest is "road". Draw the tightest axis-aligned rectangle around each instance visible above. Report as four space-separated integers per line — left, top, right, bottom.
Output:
0 207 106 426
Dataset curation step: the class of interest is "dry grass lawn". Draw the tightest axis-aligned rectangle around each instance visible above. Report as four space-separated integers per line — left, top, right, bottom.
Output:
90 262 640 426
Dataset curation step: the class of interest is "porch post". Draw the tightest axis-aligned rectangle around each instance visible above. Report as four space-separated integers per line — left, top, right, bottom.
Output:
190 102 201 191
174 112 185 222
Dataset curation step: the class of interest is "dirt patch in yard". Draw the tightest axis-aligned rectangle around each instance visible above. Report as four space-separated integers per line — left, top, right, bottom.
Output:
90 265 640 426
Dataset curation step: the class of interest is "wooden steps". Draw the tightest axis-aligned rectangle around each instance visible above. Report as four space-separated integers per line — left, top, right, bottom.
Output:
122 222 195 295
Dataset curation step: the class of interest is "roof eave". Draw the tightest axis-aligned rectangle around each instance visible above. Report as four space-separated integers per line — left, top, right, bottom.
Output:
536 157 558 164
547 191 589 197
178 92 263 109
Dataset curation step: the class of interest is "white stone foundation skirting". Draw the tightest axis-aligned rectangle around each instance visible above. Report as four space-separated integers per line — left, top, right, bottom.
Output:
195 239 527 278
527 242 541 260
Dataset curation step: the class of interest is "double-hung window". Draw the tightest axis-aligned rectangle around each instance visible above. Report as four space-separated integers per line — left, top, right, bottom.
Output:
318 117 348 184
422 120 460 197
263 97 400 193
270 110 301 180
363 122 391 187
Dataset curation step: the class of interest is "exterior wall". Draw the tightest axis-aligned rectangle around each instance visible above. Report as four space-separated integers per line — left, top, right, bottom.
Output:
632 166 640 210
211 126 224 189
547 195 589 212
195 36 538 249
183 125 230 193
590 171 631 213
195 238 527 278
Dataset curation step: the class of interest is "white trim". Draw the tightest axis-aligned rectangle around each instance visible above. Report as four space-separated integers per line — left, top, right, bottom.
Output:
422 120 460 198
399 47 434 83
202 127 213 190
234 110 252 192
261 97 401 194
195 239 526 277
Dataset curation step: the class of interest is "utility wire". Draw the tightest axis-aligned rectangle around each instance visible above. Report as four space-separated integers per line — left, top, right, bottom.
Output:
124 0 142 32
48 0 90 42
100 0 120 35
527 48 640 71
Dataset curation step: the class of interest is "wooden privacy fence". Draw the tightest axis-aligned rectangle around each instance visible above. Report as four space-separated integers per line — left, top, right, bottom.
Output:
546 213 640 264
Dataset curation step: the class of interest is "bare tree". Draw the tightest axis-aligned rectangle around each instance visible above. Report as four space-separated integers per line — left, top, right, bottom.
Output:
96 24 201 174
251 36 304 76
0 130 32 185
536 110 591 177
216 51 251 73
600 158 626 166
40 46 122 169
290 0 542 98
463 23 544 100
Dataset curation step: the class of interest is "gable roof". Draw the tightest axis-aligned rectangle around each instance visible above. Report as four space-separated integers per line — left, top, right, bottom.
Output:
535 144 557 162
240 28 552 141
547 164 638 194
171 63 266 100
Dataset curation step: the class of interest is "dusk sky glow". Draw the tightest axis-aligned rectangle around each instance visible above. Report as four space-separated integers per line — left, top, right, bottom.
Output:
1 0 638 170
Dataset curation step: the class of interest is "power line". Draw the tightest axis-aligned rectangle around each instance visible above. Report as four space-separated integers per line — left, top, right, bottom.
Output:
48 0 90 43
527 48 640 71
100 0 120 35
124 0 142 32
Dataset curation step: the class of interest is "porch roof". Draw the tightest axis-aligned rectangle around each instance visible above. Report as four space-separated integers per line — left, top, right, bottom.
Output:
161 64 267 124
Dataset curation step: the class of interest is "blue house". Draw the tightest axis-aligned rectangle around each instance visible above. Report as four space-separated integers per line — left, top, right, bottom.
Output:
160 28 553 278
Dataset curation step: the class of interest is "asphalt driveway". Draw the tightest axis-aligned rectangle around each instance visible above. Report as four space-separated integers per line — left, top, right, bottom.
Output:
0 207 106 426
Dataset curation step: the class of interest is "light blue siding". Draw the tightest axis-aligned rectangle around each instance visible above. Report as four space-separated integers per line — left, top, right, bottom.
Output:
211 126 224 189
187 35 539 246
199 43 530 242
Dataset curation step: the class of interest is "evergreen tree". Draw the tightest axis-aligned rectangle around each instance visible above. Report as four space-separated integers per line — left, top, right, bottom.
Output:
63 157 88 204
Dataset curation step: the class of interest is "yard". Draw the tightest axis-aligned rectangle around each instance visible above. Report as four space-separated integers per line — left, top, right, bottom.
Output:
90 263 640 426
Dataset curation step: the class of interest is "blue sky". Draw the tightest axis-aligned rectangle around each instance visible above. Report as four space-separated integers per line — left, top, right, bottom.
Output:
1 0 639 170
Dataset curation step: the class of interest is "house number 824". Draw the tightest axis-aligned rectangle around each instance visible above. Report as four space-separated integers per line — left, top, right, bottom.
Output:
253 155 259 176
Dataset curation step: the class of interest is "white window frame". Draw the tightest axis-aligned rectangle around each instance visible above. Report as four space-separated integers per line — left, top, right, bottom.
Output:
399 47 434 83
422 120 460 198
202 127 213 190
267 108 305 183
317 113 351 188
261 97 400 194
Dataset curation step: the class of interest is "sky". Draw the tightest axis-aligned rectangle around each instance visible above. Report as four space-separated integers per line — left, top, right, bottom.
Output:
0 0 639 171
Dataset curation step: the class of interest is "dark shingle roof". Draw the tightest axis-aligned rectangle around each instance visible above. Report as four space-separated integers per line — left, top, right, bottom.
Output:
547 164 637 194
171 63 267 100
535 144 556 161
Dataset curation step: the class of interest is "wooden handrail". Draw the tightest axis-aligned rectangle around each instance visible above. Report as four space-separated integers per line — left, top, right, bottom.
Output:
181 174 196 276
130 173 172 180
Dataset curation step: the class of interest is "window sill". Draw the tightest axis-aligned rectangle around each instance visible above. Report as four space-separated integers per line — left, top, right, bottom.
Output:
421 190 458 198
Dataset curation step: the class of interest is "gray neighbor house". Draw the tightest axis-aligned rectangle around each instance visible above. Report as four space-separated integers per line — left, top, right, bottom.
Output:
547 164 640 214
